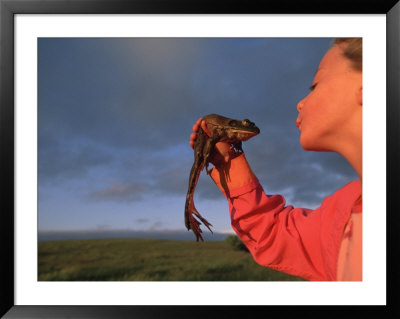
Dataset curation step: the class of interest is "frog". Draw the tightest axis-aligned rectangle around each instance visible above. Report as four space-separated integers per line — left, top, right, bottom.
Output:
184 114 260 241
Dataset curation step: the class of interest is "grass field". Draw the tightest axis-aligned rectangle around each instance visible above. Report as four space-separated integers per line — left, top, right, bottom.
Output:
38 238 305 281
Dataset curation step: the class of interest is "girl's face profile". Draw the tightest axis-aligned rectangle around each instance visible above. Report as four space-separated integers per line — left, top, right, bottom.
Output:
296 45 362 153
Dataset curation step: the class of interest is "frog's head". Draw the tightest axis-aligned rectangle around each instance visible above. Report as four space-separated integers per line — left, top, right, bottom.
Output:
228 118 260 141
203 113 260 141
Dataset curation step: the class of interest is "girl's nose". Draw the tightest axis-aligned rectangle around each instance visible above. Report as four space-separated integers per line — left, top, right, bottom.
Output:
297 100 304 112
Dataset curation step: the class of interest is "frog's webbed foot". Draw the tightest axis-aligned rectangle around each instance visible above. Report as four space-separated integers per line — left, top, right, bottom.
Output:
187 213 203 242
192 206 213 234
187 202 213 242
230 141 243 154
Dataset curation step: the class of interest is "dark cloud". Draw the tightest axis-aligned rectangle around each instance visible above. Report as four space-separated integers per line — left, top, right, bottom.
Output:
135 218 149 224
96 224 111 230
148 221 163 231
38 136 115 185
86 182 149 202
38 38 329 151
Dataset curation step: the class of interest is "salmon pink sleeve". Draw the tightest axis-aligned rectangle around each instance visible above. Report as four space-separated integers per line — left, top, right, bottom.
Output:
210 154 328 281
228 180 329 280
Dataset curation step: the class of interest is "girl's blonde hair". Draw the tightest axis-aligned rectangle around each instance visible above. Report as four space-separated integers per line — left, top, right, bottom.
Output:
334 38 362 71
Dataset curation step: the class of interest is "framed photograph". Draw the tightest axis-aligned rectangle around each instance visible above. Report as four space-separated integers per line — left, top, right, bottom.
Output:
1 0 399 317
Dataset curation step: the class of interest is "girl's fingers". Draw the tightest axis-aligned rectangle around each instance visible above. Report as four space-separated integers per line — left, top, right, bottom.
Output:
192 118 202 132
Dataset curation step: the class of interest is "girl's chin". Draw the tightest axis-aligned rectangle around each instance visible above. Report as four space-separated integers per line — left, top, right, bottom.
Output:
299 134 312 150
299 134 321 151
300 137 332 152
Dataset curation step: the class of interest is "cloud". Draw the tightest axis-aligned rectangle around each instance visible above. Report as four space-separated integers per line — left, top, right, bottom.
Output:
38 136 115 185
38 38 330 153
86 182 148 202
148 221 163 231
135 218 149 224
96 224 111 230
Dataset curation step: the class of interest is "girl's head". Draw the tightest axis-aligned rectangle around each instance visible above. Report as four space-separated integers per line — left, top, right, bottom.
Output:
296 38 363 155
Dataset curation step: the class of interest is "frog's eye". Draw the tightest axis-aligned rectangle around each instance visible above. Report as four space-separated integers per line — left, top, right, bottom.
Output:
242 119 255 127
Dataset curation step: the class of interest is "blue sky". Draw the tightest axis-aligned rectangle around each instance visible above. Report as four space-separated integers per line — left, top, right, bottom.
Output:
38 38 357 236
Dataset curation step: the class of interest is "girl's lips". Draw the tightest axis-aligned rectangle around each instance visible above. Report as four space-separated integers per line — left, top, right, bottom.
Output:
296 118 302 131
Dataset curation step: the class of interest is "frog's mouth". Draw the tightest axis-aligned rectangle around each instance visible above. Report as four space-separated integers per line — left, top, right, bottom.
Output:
229 128 259 141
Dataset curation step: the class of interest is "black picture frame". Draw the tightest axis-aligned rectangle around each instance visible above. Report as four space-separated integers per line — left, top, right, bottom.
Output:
1 0 399 318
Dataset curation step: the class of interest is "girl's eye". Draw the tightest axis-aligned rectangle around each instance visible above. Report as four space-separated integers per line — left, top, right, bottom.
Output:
309 83 317 91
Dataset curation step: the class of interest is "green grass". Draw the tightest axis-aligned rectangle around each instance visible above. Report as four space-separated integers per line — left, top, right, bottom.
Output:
38 238 305 281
